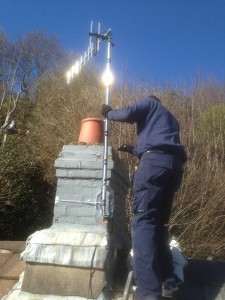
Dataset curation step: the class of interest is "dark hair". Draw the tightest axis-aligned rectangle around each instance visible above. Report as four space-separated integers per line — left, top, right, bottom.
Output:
149 95 161 102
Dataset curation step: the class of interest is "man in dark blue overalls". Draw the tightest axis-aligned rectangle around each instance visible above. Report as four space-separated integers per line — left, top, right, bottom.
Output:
101 96 187 300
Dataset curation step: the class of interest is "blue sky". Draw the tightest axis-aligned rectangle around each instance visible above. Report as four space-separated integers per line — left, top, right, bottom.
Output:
0 0 225 88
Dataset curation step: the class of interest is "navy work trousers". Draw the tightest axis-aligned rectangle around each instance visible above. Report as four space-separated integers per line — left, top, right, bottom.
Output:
131 151 184 300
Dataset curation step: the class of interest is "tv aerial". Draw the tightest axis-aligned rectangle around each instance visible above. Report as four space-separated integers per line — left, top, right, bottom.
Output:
66 22 115 220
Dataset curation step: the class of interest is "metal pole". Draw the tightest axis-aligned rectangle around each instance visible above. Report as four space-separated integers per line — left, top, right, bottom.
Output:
122 270 133 300
102 32 112 219
65 23 114 219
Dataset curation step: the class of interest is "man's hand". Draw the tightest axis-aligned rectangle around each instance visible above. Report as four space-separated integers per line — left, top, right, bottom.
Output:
101 104 113 118
118 144 134 154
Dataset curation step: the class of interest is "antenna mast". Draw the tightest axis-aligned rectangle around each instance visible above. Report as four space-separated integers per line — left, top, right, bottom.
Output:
65 22 115 220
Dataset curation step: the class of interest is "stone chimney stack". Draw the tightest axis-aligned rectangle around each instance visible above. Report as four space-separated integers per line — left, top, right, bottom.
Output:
4 144 130 299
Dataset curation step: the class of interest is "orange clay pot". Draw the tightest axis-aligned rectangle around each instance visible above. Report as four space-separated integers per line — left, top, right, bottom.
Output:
78 118 104 144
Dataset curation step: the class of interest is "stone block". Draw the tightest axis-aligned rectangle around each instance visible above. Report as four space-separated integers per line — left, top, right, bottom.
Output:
61 144 112 157
55 178 102 204
21 226 109 269
21 263 105 298
55 158 114 170
54 202 97 219
55 168 111 179
54 215 103 226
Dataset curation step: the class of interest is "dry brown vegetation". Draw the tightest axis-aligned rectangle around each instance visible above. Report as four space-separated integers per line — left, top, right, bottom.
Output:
34 74 225 260
0 29 225 260
107 81 225 260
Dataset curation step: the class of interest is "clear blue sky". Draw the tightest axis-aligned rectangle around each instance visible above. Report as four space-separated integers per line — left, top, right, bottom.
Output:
1 0 225 87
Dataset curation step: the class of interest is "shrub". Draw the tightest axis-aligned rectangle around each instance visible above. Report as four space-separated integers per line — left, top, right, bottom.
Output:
0 135 55 239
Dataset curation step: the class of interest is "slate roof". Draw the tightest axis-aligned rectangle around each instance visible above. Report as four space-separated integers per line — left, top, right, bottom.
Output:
1 241 225 300
177 259 225 300
0 241 26 298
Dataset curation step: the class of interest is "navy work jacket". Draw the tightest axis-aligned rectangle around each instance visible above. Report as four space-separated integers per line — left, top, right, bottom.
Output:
107 97 187 161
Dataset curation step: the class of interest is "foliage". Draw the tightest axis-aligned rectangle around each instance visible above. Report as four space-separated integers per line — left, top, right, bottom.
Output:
0 135 55 239
1 28 225 261
0 29 66 146
201 104 225 136
108 81 225 260
168 86 225 260
0 29 64 238
32 67 105 169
